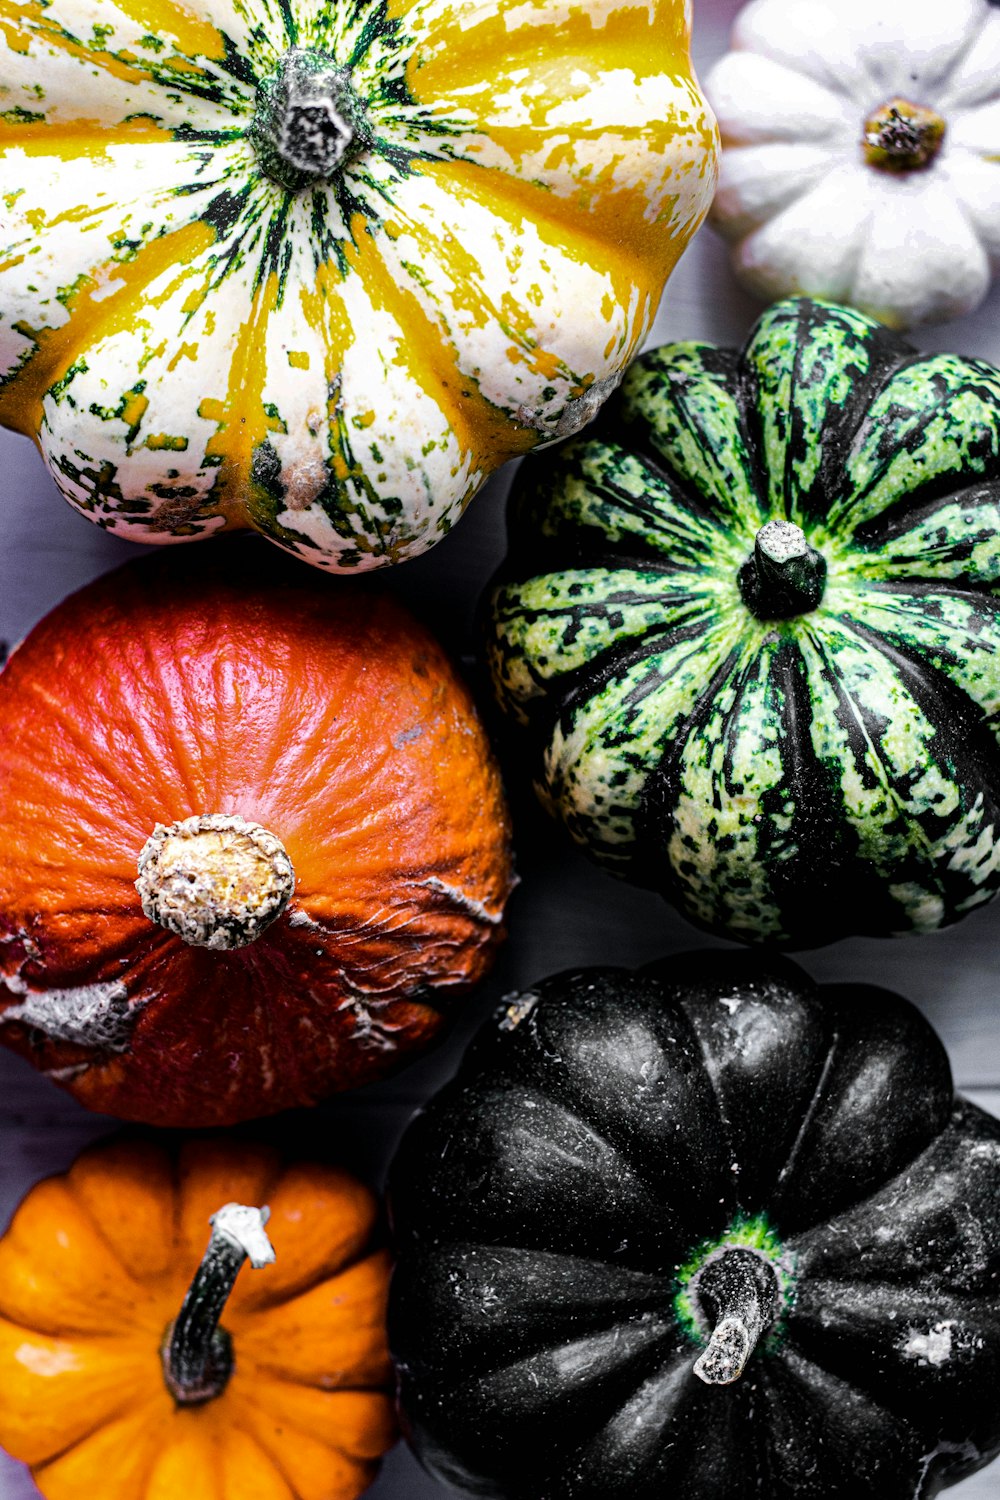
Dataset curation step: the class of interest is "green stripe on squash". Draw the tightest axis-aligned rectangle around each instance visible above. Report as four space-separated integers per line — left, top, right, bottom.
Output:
485 296 1000 947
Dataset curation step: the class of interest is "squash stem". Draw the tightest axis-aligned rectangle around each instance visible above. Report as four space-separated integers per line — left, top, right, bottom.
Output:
162 1203 276 1406
250 48 372 192
136 813 295 951
863 97 946 173
738 519 827 621
691 1247 782 1386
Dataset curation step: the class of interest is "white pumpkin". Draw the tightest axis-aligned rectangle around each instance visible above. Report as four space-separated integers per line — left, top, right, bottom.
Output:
705 0 1000 329
0 0 718 571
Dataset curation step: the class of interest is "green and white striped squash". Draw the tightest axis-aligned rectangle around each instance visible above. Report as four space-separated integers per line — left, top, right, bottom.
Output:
485 297 1000 947
0 0 718 571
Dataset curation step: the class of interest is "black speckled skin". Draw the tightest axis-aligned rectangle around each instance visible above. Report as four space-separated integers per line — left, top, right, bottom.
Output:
388 953 1000 1499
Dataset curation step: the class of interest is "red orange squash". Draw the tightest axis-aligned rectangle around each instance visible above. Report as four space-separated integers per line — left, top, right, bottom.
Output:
0 1135 396 1500
0 546 515 1125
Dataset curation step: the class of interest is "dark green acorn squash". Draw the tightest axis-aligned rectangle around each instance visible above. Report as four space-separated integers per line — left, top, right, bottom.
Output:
484 296 1000 947
388 953 1000 1499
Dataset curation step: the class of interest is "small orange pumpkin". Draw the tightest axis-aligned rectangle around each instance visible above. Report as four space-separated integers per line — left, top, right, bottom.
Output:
0 545 515 1125
0 1135 396 1500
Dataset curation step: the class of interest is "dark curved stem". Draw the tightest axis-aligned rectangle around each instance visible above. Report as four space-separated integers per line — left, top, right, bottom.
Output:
692 1248 782 1386
163 1203 275 1406
738 519 827 621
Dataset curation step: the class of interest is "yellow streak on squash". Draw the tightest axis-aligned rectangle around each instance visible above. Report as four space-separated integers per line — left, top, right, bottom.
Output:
413 158 656 366
14 190 154 239
475 113 704 269
299 258 353 414
298 255 373 492
161 54 214 76
0 0 225 87
167 342 199 370
121 388 150 434
402 0 690 98
505 332 563 382
0 12 30 53
111 0 227 59
0 119 174 155
343 214 537 470
377 164 602 395
198 272 284 527
0 220 216 439
0 1 153 85
401 0 712 285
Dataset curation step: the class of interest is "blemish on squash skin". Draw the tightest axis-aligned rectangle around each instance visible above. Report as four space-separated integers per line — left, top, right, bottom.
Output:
14 1342 81 1377
337 992 404 1052
288 908 323 931
44 1062 91 1082
0 971 139 1052
279 447 328 512
395 724 424 747
417 877 506 926
902 1322 955 1366
497 990 541 1030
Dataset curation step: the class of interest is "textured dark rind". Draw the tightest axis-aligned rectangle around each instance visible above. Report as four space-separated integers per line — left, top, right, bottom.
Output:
484 297 1000 946
388 954 1000 1499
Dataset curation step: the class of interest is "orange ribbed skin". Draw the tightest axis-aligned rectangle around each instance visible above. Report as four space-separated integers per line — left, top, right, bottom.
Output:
0 547 515 1125
0 1136 398 1500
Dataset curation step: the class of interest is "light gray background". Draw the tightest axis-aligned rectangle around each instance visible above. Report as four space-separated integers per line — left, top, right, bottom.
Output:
1 1 999 1495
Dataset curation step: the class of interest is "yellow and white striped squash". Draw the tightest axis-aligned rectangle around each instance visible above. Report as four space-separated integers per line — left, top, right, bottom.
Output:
0 0 718 570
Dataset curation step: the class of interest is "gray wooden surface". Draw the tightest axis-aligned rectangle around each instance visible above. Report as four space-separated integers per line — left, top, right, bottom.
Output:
1 1 999 1495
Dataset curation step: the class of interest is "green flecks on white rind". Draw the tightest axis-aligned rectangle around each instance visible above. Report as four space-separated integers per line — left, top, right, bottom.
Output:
490 568 725 714
518 438 737 565
0 140 245 386
665 633 789 938
620 342 767 534
491 297 1000 941
0 0 259 131
835 358 1000 535
7 155 638 563
540 614 745 868
744 300 876 528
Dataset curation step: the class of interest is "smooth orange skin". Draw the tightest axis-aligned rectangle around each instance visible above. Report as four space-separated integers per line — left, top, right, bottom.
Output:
0 544 515 1124
0 1136 397 1500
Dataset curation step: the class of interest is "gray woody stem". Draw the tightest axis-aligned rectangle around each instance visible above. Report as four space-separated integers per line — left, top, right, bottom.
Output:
163 1203 276 1406
692 1247 781 1386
